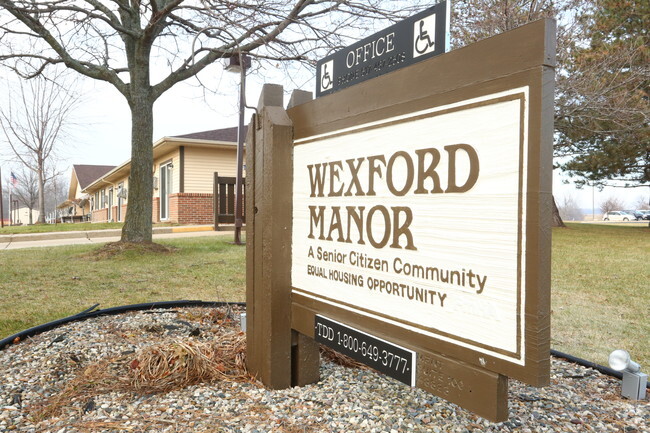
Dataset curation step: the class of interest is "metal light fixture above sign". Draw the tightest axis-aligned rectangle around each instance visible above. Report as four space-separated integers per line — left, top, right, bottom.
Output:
225 54 251 74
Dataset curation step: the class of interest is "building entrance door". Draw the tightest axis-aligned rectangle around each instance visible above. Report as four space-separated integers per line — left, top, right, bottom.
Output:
160 162 173 221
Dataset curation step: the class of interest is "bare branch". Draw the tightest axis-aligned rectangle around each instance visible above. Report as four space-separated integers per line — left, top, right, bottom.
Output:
0 72 79 223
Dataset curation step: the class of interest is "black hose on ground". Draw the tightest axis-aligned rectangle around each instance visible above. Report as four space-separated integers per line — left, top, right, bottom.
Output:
551 348 649 389
551 349 623 379
1 302 646 389
75 303 101 316
0 300 245 351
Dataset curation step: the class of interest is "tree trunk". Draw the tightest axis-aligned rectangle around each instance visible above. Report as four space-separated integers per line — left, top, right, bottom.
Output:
121 90 154 243
551 194 566 228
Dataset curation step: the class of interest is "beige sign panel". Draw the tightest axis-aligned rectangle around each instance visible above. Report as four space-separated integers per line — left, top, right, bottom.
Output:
292 87 529 365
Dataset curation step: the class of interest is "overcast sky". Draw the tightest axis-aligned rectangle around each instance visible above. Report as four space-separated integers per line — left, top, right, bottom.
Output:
1 51 647 211
66 61 297 166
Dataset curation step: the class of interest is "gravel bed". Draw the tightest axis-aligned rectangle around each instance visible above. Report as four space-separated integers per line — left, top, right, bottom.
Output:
0 306 648 432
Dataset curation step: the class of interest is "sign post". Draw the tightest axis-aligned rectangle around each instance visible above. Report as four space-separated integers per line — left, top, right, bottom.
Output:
247 16 555 422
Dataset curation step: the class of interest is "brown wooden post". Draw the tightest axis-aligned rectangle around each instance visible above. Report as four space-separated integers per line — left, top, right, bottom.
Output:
244 115 257 374
245 84 294 388
416 352 508 421
287 89 321 386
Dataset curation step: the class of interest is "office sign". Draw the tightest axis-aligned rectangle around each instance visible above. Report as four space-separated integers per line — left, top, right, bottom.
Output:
316 1 450 97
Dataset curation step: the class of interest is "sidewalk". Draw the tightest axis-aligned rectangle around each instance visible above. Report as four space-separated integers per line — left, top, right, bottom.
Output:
0 225 230 250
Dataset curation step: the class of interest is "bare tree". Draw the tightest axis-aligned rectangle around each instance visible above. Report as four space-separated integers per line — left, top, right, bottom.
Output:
9 167 39 224
1 175 6 224
600 196 625 214
44 171 69 218
633 195 649 210
0 0 429 243
0 74 77 223
452 0 558 46
558 194 583 221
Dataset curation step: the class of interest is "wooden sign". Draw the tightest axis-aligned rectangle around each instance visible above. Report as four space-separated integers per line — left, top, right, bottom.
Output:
294 85 532 368
246 19 555 423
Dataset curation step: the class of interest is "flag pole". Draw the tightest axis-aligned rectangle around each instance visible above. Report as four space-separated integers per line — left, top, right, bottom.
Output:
8 175 12 226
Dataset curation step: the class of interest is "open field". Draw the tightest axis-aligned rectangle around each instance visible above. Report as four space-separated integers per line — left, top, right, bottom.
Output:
0 224 648 368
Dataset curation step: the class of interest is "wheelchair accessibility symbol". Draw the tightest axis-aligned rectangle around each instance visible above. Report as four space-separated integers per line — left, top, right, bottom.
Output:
413 14 436 58
320 60 334 93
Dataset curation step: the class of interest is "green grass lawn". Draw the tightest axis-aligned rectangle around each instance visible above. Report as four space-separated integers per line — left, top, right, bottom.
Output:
0 224 648 369
551 223 649 367
0 222 183 235
0 222 123 234
0 235 245 339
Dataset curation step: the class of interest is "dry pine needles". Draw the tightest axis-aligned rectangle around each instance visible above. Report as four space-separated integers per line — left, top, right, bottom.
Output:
27 314 368 423
28 330 255 421
130 335 252 392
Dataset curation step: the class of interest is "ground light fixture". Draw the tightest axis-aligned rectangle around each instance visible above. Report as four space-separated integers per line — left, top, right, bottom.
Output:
608 349 647 400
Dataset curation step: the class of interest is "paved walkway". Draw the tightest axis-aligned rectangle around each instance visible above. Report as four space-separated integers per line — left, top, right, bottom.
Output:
0 225 233 250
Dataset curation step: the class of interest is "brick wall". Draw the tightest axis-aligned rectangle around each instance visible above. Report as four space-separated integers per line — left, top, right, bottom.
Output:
170 193 214 225
92 208 109 223
152 197 160 223
91 196 213 225
169 194 179 223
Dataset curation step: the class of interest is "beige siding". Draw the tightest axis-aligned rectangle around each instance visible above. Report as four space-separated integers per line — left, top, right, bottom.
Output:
71 173 83 200
82 143 237 210
153 150 180 198
86 174 129 210
184 147 237 193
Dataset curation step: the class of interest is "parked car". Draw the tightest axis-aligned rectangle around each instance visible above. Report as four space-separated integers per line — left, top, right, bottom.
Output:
624 210 638 220
635 210 650 220
602 211 634 221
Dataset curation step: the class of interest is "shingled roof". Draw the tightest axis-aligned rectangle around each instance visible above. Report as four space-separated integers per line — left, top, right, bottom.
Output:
73 164 116 190
173 126 247 143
